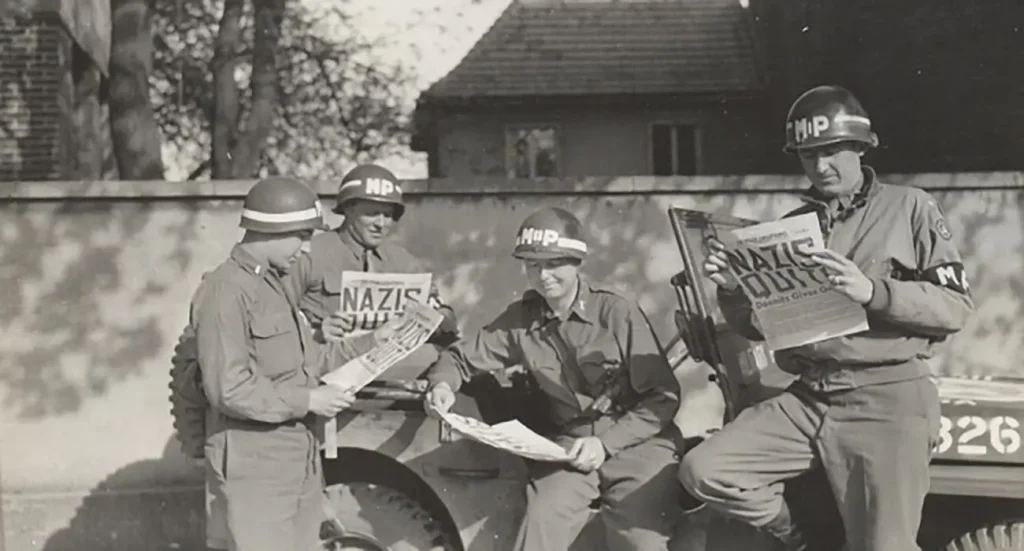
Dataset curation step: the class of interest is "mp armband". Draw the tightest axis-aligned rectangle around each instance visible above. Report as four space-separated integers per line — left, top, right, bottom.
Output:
921 262 970 294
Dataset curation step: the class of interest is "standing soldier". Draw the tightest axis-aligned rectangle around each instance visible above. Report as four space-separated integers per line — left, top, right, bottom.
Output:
423 207 684 551
678 85 973 551
189 177 376 551
170 165 456 549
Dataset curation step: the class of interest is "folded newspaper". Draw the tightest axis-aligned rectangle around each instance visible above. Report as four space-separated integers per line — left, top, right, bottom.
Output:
439 411 571 462
321 300 443 391
720 212 869 350
320 301 443 459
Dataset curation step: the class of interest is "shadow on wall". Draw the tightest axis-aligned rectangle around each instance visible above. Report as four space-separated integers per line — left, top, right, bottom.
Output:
41 436 205 551
0 201 201 420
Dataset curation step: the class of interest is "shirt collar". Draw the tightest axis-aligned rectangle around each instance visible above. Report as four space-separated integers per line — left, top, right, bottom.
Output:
337 227 383 260
230 244 269 277
527 276 594 329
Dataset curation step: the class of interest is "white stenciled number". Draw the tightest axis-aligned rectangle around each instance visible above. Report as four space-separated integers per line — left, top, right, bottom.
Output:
956 416 988 455
936 416 953 454
990 416 1021 455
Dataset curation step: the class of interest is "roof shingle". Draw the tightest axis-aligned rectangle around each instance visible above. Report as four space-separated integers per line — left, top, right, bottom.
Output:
423 0 764 100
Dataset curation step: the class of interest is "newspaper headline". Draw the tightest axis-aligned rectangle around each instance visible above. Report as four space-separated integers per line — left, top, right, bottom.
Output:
336 271 433 335
721 213 869 350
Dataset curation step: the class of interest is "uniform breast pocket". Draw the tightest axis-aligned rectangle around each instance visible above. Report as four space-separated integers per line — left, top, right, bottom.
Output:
249 313 299 378
323 277 343 313
576 339 623 393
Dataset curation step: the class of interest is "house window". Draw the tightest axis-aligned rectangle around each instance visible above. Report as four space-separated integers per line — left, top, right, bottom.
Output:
506 126 560 178
651 123 699 175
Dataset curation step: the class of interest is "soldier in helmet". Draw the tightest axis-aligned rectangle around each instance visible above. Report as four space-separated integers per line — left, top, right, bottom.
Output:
678 85 974 551
189 177 380 551
294 163 458 342
422 207 684 551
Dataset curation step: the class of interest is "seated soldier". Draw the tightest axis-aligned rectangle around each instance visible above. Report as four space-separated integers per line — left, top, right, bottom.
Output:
422 207 685 551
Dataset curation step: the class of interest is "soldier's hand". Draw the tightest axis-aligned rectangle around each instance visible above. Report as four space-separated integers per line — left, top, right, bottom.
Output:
322 313 357 342
702 238 740 291
308 385 356 417
424 383 456 419
567 436 607 473
810 248 874 304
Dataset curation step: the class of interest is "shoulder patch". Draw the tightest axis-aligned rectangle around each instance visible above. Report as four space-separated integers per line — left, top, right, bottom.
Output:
934 218 953 241
926 198 953 241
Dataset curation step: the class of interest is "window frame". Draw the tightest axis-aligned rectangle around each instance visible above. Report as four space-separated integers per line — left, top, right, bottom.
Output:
503 123 563 179
648 120 704 176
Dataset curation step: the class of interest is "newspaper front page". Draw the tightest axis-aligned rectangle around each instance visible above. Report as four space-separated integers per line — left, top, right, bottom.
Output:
439 411 571 462
721 212 869 350
337 271 433 336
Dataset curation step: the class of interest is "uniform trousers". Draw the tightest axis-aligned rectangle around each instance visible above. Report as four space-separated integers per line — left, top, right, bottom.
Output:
514 430 683 551
679 377 940 551
206 425 323 551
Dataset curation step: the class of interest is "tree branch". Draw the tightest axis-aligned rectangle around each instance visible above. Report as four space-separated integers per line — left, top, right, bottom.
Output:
187 158 211 180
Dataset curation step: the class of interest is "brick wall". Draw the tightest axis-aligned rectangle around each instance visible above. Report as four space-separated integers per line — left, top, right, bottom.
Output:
0 12 72 182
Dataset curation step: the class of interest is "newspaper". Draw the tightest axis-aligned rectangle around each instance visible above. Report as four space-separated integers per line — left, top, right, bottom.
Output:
720 212 869 350
321 301 443 459
337 271 433 336
439 411 571 462
321 300 444 391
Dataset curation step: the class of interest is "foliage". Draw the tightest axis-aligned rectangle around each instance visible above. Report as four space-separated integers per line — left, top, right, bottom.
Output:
150 0 419 179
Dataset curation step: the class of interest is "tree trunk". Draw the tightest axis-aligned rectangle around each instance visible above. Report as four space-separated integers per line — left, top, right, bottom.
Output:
210 0 244 179
229 0 285 177
108 0 165 179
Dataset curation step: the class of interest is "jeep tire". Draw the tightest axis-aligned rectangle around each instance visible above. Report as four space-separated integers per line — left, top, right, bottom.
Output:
943 520 1024 550
321 482 456 551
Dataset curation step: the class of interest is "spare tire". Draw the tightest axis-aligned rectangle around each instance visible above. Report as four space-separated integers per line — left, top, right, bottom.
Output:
321 482 458 551
943 520 1024 551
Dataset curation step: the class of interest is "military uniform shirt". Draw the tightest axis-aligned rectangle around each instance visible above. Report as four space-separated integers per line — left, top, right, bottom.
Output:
191 245 372 425
718 166 974 391
427 280 680 457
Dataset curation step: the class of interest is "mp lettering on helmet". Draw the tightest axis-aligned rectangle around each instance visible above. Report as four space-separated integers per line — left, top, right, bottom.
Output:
788 115 831 144
364 178 398 196
518 227 561 247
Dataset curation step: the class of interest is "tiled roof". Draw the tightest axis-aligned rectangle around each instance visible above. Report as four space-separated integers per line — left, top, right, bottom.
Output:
423 0 764 100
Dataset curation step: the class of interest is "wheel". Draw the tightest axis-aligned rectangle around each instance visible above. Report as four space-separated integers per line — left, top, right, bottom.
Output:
943 520 1024 550
320 481 457 551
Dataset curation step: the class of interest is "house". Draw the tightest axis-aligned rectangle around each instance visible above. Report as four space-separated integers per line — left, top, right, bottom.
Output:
411 0 772 179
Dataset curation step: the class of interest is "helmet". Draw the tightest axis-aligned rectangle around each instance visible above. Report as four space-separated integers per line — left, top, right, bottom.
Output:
512 207 588 260
783 85 879 153
239 176 325 234
334 163 405 219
